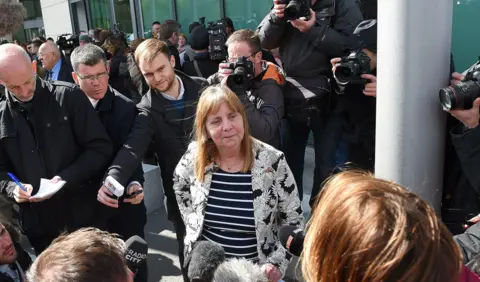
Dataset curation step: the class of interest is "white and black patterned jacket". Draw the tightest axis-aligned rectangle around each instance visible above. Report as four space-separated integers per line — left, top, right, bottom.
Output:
173 139 304 277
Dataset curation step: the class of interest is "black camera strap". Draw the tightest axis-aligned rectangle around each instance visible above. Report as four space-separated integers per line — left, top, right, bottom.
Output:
193 60 204 78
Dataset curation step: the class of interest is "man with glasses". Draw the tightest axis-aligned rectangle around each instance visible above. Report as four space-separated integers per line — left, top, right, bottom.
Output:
207 29 285 148
0 44 112 254
38 41 74 83
69 44 148 282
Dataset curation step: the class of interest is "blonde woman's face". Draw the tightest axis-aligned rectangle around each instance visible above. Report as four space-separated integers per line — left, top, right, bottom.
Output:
205 102 244 150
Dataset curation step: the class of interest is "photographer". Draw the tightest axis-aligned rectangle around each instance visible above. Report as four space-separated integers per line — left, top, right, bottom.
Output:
330 19 377 172
441 67 480 235
257 0 362 201
207 29 285 148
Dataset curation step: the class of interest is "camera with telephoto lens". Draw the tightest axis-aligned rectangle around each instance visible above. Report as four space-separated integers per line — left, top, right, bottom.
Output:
439 61 480 110
279 0 311 21
334 50 371 84
225 56 255 90
207 20 228 61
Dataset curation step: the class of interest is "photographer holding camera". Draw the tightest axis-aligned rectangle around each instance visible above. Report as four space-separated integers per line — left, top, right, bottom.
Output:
207 29 285 148
439 64 480 235
330 19 377 171
257 0 362 202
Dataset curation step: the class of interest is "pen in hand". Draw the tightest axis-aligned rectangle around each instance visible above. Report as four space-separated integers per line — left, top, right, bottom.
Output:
7 173 27 192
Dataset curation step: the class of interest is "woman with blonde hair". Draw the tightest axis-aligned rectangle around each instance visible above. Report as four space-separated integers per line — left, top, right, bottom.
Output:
173 84 303 281
302 170 464 282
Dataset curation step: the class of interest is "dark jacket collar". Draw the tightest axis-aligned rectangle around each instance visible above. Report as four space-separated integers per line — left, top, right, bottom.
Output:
95 86 116 112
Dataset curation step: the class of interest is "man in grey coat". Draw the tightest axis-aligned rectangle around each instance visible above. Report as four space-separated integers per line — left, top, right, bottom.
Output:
257 0 362 204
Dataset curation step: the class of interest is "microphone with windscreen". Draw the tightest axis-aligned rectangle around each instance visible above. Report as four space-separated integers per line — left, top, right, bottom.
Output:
279 225 305 257
188 240 225 282
124 235 148 275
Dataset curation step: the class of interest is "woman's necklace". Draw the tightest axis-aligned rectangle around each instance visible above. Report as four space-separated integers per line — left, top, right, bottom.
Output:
218 158 243 172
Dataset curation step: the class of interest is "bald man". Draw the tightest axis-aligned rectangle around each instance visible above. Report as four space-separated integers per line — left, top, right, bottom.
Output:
38 41 74 83
0 44 112 254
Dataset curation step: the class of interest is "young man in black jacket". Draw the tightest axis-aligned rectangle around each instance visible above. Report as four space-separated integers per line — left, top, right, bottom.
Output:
0 44 112 254
99 39 207 282
160 21 182 71
257 0 363 203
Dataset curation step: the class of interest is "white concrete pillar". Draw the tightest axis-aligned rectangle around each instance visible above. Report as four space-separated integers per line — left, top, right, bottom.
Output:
39 0 73 38
375 0 453 211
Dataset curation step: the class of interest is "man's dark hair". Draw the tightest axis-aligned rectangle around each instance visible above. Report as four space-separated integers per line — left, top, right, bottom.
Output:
189 22 202 34
152 21 161 26
70 43 107 72
225 29 261 54
31 40 43 48
0 218 20 243
26 228 129 282
93 28 102 40
159 21 180 40
223 17 235 31
47 37 54 42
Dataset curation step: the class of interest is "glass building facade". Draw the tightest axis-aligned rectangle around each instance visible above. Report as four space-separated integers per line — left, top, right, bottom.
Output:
71 0 479 71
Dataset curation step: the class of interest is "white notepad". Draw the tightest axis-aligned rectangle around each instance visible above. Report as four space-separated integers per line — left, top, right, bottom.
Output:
30 178 66 200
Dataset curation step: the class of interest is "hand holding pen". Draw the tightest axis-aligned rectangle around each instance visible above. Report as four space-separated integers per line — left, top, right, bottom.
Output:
8 173 33 203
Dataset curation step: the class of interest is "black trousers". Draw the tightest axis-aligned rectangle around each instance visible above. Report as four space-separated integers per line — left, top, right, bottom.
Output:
282 112 344 207
171 209 188 282
107 202 148 282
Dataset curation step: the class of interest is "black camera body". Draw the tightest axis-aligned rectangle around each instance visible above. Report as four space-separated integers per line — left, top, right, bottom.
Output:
279 0 311 21
334 50 371 85
439 62 480 110
207 20 228 61
226 57 255 90
56 33 78 57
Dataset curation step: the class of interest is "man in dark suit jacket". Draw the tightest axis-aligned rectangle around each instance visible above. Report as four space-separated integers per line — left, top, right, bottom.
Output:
159 21 182 71
70 43 148 282
38 41 75 83
182 26 220 78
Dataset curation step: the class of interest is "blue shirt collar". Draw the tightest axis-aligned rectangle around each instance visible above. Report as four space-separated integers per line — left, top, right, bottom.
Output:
51 58 62 80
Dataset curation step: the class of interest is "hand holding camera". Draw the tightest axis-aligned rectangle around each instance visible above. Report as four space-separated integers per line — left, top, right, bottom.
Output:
274 0 311 21
291 9 316 33
449 99 480 129
273 0 286 19
331 57 377 97
218 62 233 82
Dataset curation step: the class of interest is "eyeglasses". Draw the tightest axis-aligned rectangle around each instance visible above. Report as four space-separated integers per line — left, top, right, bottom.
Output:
75 72 109 82
37 51 54 59
226 51 259 63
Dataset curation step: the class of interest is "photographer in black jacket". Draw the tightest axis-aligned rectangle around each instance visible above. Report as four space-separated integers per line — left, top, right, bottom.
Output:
441 67 480 235
257 0 362 202
207 29 285 148
330 19 377 172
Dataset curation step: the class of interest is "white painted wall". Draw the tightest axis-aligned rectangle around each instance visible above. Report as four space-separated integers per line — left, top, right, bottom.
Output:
39 0 73 38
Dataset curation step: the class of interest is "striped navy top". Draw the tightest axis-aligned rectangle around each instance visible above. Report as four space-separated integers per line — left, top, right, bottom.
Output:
201 169 258 261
